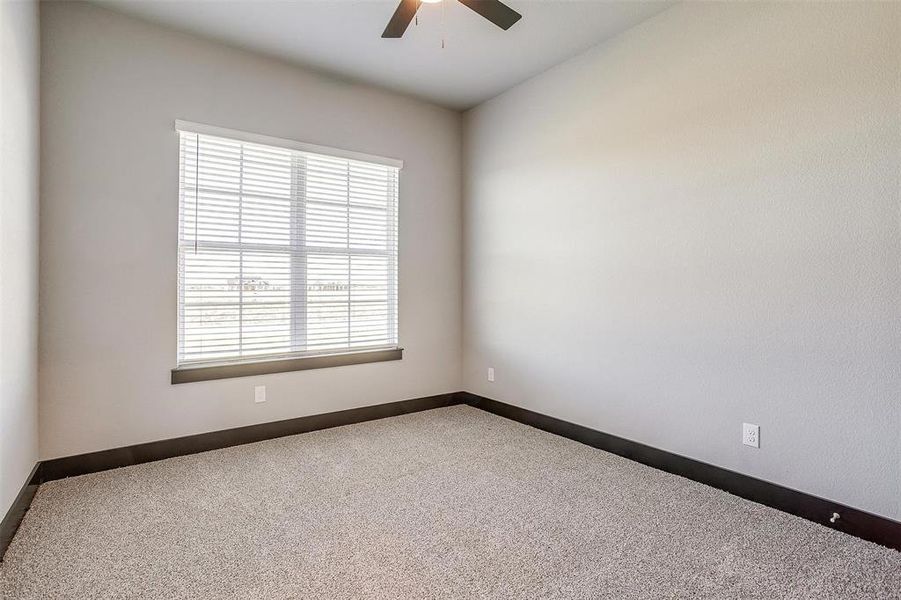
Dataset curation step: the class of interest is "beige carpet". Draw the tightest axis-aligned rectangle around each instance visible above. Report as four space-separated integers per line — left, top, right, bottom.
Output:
1 405 899 599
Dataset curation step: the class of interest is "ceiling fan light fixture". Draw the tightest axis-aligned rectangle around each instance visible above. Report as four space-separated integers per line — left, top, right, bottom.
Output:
382 0 521 39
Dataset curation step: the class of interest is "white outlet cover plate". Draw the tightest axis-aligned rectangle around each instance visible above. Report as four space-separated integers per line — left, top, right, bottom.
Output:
487 367 495 383
742 423 759 448
254 385 266 403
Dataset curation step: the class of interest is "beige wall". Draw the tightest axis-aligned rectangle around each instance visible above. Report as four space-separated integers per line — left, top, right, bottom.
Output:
32 0 901 524
1 0 40 515
39 2 462 459
463 2 901 519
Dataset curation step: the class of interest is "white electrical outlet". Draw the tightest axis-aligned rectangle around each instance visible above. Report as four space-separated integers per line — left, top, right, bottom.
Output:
254 385 267 404
487 367 495 383
742 423 759 448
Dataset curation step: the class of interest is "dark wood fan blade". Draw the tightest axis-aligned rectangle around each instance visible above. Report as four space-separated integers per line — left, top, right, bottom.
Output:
382 0 423 38
457 0 522 30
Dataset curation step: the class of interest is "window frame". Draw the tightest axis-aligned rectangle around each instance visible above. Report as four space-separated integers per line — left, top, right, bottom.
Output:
171 121 403 384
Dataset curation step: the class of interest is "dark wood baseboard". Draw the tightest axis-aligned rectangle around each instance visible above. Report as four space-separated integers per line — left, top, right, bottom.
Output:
458 391 901 552
40 393 460 482
0 463 41 561
5 390 898 561
2 393 460 559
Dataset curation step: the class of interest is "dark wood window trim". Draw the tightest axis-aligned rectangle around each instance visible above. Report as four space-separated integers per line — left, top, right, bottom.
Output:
171 348 402 384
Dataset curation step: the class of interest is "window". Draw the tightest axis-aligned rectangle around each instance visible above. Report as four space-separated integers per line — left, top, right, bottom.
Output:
173 122 401 382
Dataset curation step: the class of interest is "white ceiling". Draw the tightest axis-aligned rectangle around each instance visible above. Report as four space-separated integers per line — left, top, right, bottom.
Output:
94 0 674 110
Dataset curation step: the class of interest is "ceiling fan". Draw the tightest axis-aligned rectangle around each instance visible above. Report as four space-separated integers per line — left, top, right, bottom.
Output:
382 0 522 38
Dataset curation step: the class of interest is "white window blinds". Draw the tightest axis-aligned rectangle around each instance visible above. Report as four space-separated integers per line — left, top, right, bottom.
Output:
176 123 400 367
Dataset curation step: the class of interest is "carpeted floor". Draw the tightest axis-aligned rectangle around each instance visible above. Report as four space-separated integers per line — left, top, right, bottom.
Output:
1 405 899 599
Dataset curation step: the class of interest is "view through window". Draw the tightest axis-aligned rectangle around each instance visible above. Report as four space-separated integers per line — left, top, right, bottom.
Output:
177 125 399 366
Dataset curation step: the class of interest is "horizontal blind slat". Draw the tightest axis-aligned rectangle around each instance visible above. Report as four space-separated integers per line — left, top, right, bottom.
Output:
178 130 399 366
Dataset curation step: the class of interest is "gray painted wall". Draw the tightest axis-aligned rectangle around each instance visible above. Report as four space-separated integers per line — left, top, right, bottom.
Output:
39 2 462 459
1 0 40 516
463 2 901 520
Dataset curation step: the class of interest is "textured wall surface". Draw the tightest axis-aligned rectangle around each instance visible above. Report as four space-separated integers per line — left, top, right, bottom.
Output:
40 2 462 459
463 2 901 519
0 0 40 515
